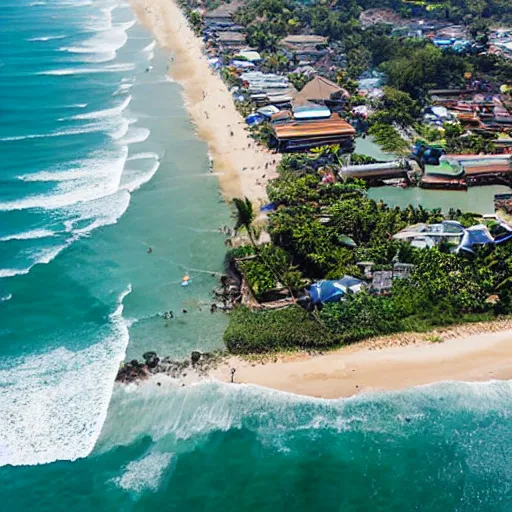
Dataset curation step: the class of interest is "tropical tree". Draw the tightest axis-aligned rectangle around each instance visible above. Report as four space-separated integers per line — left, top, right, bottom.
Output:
232 197 297 299
233 197 258 247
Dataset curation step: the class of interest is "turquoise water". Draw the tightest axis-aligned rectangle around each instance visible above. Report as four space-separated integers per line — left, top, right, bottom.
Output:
2 1 512 510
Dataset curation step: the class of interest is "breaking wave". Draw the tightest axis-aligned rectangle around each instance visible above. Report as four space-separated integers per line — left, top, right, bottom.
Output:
68 95 131 120
0 147 129 212
0 286 132 466
96 376 512 457
37 63 136 76
28 35 67 42
0 229 55 242
0 245 68 279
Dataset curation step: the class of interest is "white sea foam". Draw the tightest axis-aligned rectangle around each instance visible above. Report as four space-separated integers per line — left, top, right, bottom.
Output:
0 294 12 302
142 41 157 54
0 286 132 466
28 35 66 42
61 24 129 55
70 95 131 120
141 40 157 62
0 268 28 278
0 122 116 142
95 376 512 460
0 229 55 242
1 147 128 211
59 21 131 65
37 63 135 76
0 245 67 279
121 160 160 193
127 152 160 162
64 189 132 235
114 451 174 494
117 127 150 145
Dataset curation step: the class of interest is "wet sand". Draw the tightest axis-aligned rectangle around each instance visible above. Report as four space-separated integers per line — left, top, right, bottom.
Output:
211 323 512 399
131 0 279 204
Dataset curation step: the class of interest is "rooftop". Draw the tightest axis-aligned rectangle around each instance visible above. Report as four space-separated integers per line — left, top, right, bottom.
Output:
273 114 355 140
280 34 328 48
217 31 246 43
205 2 241 19
294 75 349 105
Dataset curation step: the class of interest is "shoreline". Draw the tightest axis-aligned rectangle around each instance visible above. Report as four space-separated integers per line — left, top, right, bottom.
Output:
130 0 279 204
118 319 512 399
211 320 512 398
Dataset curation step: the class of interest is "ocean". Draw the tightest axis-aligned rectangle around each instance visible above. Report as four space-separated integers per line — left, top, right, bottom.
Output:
1 1 512 510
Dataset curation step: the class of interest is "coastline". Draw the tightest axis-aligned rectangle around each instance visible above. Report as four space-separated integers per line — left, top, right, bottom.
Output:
130 0 279 204
211 320 512 398
125 1 512 401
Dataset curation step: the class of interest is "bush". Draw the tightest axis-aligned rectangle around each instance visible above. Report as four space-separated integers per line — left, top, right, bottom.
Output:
320 292 401 343
224 305 340 353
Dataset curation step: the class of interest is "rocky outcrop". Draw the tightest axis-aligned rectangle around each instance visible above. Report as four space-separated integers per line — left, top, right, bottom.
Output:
115 350 225 384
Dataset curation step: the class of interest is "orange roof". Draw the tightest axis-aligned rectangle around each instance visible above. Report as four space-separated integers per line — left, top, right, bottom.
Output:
273 114 355 140
464 164 512 175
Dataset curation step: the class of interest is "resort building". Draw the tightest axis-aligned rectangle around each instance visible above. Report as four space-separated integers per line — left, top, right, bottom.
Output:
270 113 356 152
216 31 247 50
279 34 328 61
204 3 241 29
293 75 350 110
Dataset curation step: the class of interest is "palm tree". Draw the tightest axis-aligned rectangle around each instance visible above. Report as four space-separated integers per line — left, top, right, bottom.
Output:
232 197 296 300
233 197 257 246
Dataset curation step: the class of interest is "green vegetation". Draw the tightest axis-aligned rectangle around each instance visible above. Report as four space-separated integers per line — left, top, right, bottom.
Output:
224 305 339 353
183 0 512 354
224 149 512 353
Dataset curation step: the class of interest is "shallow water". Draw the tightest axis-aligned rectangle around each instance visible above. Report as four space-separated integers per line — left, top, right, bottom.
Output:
2 1 512 510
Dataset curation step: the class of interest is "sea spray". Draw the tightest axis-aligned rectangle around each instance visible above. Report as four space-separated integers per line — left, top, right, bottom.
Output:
0 286 132 466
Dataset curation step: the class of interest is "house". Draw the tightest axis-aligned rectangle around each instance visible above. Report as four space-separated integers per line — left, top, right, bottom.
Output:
271 113 356 152
240 71 296 107
204 2 241 28
293 75 350 108
279 34 328 61
393 221 465 249
216 31 247 50
371 263 416 293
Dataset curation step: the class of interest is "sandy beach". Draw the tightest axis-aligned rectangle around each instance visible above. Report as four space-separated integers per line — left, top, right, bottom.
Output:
129 1 512 400
131 0 279 204
211 322 512 398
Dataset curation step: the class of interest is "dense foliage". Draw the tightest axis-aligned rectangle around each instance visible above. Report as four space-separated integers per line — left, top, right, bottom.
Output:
195 0 512 353
224 305 340 353
224 149 512 353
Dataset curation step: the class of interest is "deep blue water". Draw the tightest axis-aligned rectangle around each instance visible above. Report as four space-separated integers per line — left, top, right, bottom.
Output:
1 1 512 510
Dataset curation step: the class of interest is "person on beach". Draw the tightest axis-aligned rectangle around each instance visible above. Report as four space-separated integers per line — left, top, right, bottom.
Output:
231 368 236 383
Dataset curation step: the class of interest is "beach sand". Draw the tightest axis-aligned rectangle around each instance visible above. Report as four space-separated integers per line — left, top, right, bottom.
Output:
130 1 512 400
211 324 512 399
131 0 279 204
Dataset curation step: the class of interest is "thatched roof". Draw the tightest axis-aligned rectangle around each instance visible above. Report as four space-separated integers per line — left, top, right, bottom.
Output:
280 34 328 46
217 31 246 43
205 1 241 19
294 76 349 105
